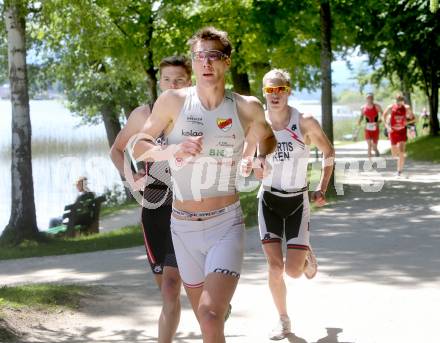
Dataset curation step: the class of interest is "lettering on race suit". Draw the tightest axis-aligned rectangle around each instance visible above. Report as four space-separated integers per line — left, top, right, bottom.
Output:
366 122 377 131
273 141 294 162
213 268 240 278
209 148 233 157
181 129 203 137
153 265 163 274
186 114 204 126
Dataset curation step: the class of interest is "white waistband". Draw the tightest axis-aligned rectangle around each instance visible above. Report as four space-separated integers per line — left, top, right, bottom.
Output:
172 201 241 219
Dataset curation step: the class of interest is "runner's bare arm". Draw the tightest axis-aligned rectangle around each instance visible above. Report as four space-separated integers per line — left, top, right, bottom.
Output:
132 90 181 162
406 105 416 124
110 105 150 177
132 89 203 163
375 104 383 122
383 105 392 129
302 115 335 196
236 95 276 158
357 107 364 126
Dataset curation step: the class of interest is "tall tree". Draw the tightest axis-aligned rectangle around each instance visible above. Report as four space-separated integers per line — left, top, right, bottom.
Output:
1 0 39 244
319 0 335 192
319 0 334 144
344 0 440 135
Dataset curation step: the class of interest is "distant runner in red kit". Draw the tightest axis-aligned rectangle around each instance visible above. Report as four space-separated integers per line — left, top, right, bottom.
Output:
383 93 416 177
357 92 383 158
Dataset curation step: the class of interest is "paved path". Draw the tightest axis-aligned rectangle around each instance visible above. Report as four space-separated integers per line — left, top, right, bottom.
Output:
1 141 440 343
99 206 141 233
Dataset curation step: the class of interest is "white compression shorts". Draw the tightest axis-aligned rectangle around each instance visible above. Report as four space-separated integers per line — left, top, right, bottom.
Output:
170 201 245 288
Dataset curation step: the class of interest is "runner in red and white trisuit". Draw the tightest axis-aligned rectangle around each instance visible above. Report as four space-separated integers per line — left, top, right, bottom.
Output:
383 93 416 176
358 93 383 158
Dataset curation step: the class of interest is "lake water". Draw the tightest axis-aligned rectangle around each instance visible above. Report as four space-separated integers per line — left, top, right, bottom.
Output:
0 100 121 233
0 98 356 234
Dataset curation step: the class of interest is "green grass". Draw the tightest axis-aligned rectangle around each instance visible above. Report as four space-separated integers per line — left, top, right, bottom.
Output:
333 117 358 141
0 284 92 310
406 135 440 163
333 117 389 143
239 189 259 228
100 200 139 217
0 225 143 261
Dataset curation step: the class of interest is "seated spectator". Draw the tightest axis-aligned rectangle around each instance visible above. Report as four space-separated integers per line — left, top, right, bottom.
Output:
48 176 94 228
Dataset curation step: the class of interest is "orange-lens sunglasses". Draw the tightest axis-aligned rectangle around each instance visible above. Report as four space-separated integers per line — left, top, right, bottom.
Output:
263 86 291 94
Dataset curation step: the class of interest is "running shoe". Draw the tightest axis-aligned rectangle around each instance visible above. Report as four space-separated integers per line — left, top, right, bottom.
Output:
375 150 380 157
304 248 318 279
224 304 232 322
269 315 291 340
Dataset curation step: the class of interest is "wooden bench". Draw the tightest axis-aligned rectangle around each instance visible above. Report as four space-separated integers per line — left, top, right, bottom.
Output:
47 194 106 237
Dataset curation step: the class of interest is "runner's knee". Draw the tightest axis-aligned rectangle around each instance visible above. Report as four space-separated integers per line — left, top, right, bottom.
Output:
285 255 306 279
285 262 304 279
198 305 224 337
267 259 284 278
161 274 181 304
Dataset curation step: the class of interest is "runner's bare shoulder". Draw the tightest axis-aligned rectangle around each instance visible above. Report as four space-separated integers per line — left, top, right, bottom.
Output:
233 93 264 119
153 87 188 118
127 105 152 125
300 113 321 132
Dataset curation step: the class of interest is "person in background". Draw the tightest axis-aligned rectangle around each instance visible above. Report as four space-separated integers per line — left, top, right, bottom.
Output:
357 92 383 158
48 176 94 228
383 93 416 177
110 56 192 343
421 107 430 135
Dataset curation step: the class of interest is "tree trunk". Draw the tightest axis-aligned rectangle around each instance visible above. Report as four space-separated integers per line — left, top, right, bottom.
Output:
428 77 439 136
143 11 157 103
101 103 133 200
231 65 251 95
101 102 121 148
399 74 412 107
417 55 440 136
146 64 158 103
320 1 334 143
320 0 335 192
252 62 271 101
2 2 39 244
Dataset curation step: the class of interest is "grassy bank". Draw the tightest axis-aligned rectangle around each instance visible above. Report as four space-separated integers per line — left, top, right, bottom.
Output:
406 135 440 163
0 284 94 342
0 284 92 310
0 225 143 261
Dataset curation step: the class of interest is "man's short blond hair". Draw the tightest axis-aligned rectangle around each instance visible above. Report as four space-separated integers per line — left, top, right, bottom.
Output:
263 69 292 87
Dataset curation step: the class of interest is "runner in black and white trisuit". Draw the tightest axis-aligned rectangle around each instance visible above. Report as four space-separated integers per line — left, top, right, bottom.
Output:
255 69 334 340
110 56 191 343
133 27 276 343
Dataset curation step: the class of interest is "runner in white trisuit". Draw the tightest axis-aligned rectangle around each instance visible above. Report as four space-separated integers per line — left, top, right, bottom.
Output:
254 69 334 340
133 27 276 343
